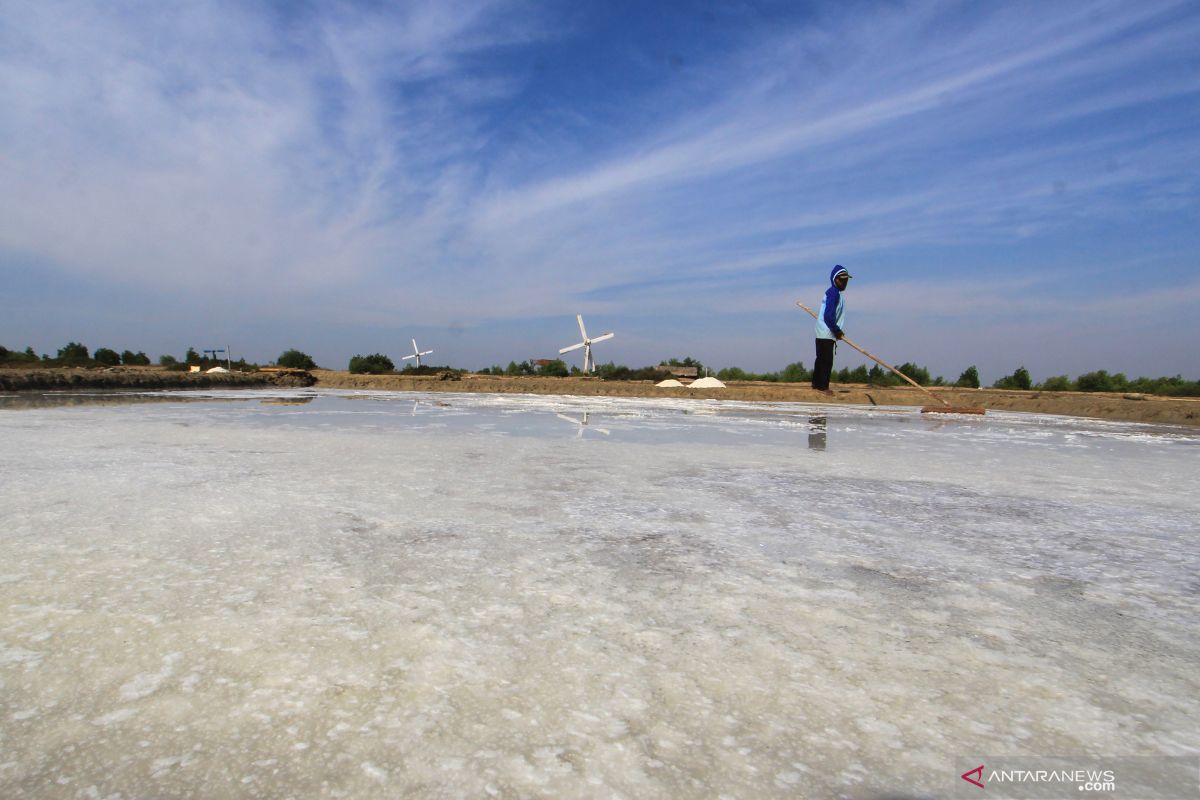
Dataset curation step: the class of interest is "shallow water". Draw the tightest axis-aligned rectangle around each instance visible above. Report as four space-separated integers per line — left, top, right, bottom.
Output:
1 389 1197 798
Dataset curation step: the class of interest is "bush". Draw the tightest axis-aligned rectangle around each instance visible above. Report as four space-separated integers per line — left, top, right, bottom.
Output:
1039 375 1073 391
159 354 179 367
871 364 907 385
93 347 121 366
594 363 671 381
993 366 1032 390
835 365 870 384
1076 370 1128 393
717 366 748 381
0 345 39 364
955 366 980 389
57 342 90 365
1125 375 1200 397
779 362 810 383
349 353 394 374
895 362 931 385
535 359 569 377
277 349 317 370
122 350 151 366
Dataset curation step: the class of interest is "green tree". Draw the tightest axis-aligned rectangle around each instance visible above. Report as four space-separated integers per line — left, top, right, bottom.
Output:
185 347 201 365
717 366 748 381
779 362 809 383
993 366 1032 390
121 350 151 365
535 359 569 377
955 366 980 389
348 353 394 374
1039 375 1073 391
57 342 90 365
159 354 179 367
895 362 931 385
277 349 317 370
1076 370 1129 393
835 365 870 383
93 347 121 366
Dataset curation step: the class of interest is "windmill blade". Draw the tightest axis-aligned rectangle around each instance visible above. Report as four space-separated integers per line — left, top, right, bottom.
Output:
419 350 433 357
559 342 586 354
576 314 588 340
401 353 417 360
590 332 615 344
556 413 582 426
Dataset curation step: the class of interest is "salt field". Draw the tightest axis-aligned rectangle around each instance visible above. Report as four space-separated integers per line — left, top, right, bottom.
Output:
1 389 1198 798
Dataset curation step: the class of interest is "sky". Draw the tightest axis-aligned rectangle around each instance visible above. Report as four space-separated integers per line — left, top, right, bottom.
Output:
2 0 1198 383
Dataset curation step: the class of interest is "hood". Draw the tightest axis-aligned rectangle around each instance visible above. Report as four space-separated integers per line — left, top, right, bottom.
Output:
829 264 851 286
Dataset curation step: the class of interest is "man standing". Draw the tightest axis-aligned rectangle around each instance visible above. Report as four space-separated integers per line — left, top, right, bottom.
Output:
812 264 852 395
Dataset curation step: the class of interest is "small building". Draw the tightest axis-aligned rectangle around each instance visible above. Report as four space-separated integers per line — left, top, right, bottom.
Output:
659 364 698 379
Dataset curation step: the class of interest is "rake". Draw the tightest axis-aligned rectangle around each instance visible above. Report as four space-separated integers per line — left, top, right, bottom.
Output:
796 302 986 415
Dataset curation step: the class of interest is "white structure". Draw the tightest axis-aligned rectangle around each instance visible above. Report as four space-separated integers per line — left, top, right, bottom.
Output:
555 411 610 438
402 338 433 367
558 315 614 374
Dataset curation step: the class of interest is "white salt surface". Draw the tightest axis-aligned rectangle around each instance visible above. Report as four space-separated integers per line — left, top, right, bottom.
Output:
1 389 1198 798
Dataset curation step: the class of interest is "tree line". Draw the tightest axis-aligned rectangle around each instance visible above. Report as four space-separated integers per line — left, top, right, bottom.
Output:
4 343 1198 397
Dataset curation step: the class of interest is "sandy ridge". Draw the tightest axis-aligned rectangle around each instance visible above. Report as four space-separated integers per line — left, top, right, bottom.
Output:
309 370 1200 427
1 366 1196 426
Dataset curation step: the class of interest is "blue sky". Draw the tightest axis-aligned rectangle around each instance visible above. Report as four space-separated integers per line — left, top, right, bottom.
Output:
2 0 1198 383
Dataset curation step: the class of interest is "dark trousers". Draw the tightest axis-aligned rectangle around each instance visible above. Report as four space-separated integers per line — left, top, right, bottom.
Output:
812 338 836 390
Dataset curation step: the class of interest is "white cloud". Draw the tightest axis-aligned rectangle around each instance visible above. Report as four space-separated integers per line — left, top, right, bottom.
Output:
0 0 1196 376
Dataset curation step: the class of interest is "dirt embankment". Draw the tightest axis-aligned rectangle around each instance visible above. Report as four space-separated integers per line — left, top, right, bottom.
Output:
0 365 315 392
2 366 1196 426
309 370 1200 427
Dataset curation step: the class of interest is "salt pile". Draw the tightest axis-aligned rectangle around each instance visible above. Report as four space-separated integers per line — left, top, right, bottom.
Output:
688 376 726 388
655 379 685 387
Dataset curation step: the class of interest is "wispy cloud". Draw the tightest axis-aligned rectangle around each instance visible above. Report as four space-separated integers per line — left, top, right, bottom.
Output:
1 0 1196 376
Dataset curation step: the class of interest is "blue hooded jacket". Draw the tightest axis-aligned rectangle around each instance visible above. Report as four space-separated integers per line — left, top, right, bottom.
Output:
815 265 850 340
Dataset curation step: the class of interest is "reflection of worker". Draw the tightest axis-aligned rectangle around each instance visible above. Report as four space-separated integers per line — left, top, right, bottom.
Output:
812 265 852 395
808 415 827 450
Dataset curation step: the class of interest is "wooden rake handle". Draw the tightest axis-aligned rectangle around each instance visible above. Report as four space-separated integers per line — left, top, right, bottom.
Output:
795 301 950 407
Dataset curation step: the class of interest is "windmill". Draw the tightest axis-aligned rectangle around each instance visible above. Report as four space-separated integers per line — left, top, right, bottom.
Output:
402 338 433 367
558 315 614 374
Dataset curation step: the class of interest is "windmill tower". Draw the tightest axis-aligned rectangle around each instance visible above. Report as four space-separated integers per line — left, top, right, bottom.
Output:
402 338 433 367
558 315 614 374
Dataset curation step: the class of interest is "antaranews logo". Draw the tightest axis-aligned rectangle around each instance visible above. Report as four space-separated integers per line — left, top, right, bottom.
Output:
957 756 1195 798
961 764 985 789
955 759 1133 797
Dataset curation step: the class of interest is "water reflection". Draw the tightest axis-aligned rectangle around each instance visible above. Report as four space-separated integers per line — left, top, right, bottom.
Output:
0 391 239 411
808 415 827 450
556 411 611 438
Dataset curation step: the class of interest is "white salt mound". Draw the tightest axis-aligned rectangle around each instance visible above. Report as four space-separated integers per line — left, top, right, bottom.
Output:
656 379 685 387
205 366 229 373
688 377 726 389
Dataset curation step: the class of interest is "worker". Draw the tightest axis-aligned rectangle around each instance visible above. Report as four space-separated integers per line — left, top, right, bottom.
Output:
812 264 851 395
